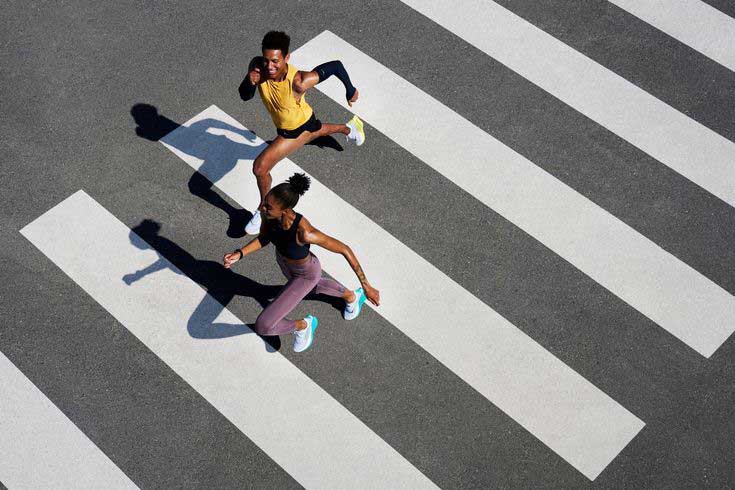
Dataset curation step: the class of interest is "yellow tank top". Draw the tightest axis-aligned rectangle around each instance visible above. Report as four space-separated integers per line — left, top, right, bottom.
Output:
258 64 313 130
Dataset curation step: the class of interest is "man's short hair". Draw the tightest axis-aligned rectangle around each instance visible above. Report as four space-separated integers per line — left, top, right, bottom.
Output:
262 31 290 55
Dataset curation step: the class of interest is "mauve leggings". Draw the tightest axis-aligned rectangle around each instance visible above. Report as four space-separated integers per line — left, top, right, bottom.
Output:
254 252 346 335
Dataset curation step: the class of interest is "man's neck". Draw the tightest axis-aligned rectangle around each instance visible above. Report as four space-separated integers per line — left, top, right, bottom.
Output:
273 66 288 82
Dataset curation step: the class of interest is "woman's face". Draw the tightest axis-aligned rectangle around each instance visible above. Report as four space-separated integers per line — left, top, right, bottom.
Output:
262 194 286 220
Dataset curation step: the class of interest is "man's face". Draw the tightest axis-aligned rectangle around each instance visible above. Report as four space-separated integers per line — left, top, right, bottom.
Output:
262 49 289 79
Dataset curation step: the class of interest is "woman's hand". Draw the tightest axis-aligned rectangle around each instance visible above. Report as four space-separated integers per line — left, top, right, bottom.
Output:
363 283 380 306
223 251 241 269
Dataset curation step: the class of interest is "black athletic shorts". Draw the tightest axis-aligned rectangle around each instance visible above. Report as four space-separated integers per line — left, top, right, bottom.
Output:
276 113 322 139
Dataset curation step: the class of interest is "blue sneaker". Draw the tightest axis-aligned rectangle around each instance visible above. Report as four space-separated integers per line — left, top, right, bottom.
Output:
293 315 318 352
343 288 367 321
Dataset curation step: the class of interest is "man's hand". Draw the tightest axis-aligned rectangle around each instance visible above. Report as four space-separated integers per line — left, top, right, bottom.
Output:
363 283 380 306
223 251 241 269
248 67 262 85
248 56 265 85
348 88 359 107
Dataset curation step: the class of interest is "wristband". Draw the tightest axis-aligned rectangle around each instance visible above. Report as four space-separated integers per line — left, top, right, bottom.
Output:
234 249 243 259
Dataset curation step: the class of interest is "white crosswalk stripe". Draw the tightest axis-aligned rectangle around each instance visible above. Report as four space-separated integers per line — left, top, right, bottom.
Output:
290 31 735 359
0 351 137 490
399 0 735 207
160 105 644 481
608 0 735 73
20 190 436 489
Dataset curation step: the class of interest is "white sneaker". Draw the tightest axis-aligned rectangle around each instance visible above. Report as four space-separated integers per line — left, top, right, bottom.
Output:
293 315 318 352
244 209 262 235
346 115 365 146
343 288 366 321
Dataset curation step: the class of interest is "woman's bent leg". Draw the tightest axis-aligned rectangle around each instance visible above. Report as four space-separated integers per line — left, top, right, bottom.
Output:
254 275 319 336
314 277 346 297
308 255 347 298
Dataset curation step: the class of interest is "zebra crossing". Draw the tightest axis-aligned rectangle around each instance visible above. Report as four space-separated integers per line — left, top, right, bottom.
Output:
20 190 434 488
160 105 644 480
607 0 735 72
291 30 735 358
5 0 735 487
0 351 136 489
401 0 735 207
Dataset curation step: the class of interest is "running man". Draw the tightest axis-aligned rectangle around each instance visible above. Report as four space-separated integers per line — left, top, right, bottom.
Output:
239 30 365 234
223 173 380 352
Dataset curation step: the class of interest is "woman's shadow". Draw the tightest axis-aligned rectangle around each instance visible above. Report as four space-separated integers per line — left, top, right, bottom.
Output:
122 219 345 351
122 219 282 350
131 103 343 239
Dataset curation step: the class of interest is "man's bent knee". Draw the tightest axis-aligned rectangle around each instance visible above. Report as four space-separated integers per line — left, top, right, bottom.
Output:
252 160 270 178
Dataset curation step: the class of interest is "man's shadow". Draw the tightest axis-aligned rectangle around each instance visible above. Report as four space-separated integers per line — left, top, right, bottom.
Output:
122 219 345 351
131 103 259 239
131 103 343 239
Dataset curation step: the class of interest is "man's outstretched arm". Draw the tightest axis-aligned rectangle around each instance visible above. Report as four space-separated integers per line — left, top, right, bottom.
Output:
294 60 359 106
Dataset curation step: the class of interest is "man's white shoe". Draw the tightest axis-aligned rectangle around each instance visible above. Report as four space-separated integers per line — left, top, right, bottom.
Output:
244 209 262 235
293 315 318 353
343 288 367 321
346 115 365 146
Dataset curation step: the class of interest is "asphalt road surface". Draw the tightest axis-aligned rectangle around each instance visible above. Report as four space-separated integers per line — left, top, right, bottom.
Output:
2 0 734 488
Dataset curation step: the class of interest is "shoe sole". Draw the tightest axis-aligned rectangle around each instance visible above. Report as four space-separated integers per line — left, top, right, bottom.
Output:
354 116 365 146
349 116 366 146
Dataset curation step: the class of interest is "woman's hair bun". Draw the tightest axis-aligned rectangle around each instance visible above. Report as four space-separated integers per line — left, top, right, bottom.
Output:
287 172 311 196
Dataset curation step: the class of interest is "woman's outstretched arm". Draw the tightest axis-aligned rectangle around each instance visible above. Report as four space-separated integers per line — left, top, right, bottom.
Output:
300 220 380 305
223 221 270 268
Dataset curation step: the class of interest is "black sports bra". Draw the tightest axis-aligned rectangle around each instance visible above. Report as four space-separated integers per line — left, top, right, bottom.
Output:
261 213 310 260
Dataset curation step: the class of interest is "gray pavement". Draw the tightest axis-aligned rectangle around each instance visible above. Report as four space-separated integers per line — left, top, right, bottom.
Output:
2 0 734 488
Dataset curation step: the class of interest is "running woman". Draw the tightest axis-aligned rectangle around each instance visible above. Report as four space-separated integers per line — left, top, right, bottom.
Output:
239 30 365 234
223 173 380 352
